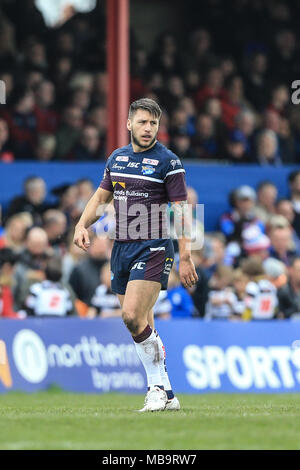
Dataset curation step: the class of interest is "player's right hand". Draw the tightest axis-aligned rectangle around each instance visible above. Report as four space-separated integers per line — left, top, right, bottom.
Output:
73 225 90 252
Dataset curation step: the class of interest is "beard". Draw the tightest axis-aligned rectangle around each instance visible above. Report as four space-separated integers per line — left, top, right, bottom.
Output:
131 130 157 150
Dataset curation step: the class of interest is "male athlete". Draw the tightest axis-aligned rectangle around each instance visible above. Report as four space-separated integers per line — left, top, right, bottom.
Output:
73 98 198 411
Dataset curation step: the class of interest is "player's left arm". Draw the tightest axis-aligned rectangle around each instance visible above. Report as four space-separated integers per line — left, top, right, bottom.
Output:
164 155 198 288
171 200 198 288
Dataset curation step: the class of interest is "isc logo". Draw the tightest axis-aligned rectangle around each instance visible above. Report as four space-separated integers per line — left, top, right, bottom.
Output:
131 262 145 270
127 162 140 168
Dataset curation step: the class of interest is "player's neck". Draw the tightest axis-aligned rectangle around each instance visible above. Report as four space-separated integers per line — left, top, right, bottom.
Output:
131 139 157 153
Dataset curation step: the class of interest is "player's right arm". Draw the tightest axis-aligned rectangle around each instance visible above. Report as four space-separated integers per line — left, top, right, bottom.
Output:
73 187 113 251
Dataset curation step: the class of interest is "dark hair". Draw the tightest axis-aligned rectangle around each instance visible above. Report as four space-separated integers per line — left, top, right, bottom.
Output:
0 248 18 268
290 256 300 267
128 98 162 120
288 170 300 184
45 257 62 282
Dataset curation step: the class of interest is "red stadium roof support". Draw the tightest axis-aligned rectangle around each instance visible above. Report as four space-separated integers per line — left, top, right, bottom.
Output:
107 0 130 155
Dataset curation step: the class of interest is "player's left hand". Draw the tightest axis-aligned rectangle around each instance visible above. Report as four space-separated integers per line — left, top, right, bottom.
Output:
179 257 198 288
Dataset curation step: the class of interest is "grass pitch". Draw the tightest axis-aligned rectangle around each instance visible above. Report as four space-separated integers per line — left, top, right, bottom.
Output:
0 391 300 450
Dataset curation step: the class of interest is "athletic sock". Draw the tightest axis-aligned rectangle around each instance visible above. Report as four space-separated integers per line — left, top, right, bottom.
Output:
132 325 164 388
155 329 175 400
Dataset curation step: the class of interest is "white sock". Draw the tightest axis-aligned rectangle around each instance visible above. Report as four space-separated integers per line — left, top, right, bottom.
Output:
155 330 173 396
133 328 164 388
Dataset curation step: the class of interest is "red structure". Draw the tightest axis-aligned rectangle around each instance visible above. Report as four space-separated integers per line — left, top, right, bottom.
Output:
107 0 130 154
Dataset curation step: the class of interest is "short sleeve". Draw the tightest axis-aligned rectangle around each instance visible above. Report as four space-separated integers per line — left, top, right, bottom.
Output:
99 157 113 192
164 155 187 202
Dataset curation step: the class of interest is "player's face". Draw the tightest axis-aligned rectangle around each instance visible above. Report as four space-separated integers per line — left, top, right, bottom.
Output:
127 109 159 150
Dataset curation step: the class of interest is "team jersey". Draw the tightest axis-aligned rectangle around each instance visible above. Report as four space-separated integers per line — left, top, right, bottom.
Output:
205 288 236 319
90 284 121 315
100 141 187 241
244 280 278 320
25 280 73 317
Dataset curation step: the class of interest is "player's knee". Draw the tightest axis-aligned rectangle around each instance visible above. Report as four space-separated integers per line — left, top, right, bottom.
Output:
122 310 140 335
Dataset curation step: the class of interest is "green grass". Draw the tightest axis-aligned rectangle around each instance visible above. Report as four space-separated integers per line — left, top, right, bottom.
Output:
0 391 300 450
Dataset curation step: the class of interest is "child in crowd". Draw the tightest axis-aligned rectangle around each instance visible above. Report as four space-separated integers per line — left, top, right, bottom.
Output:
231 268 249 318
25 257 76 317
205 265 236 319
87 262 122 318
241 257 278 320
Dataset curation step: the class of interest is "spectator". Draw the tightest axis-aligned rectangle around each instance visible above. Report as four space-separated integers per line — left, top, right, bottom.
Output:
13 227 52 309
220 185 264 244
71 125 104 161
255 129 281 165
288 170 300 237
191 113 219 159
195 67 224 110
169 130 194 159
34 80 58 134
5 176 48 224
268 226 296 266
0 248 20 319
69 236 109 305
231 268 249 317
221 75 249 130
234 109 256 157
224 130 249 163
34 133 56 161
2 86 37 158
278 256 300 318
241 257 278 320
276 199 300 254
25 257 76 317
253 181 278 225
242 225 271 261
0 213 33 252
87 262 121 318
43 209 67 255
55 106 83 159
0 118 14 162
243 52 269 111
205 265 236 320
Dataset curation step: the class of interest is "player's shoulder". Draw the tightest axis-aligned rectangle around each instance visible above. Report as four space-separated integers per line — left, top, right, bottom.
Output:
154 142 185 177
107 144 132 164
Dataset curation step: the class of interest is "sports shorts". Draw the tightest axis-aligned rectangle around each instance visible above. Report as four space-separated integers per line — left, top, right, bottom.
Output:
110 238 175 295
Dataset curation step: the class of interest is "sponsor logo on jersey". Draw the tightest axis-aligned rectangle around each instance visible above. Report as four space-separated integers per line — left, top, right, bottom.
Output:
142 158 159 166
112 181 126 189
163 257 174 275
141 165 155 175
170 159 181 169
131 262 146 271
127 162 140 168
112 163 126 170
116 156 129 162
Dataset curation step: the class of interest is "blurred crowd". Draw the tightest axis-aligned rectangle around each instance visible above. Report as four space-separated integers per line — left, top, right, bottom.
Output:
2 171 300 321
0 0 300 163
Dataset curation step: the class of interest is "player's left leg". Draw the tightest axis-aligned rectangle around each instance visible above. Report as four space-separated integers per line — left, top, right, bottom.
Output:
148 309 180 411
122 279 167 411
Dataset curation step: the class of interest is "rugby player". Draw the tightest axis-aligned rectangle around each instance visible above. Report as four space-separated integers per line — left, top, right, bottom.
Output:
73 98 198 411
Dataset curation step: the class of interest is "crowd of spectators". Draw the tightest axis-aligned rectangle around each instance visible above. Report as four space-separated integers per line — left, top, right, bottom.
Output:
2 171 300 321
0 0 300 163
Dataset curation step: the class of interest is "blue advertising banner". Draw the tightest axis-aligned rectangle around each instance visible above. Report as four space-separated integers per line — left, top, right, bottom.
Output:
1 319 300 394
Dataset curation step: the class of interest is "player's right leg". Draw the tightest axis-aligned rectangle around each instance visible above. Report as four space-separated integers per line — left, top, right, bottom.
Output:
148 309 180 411
122 279 168 412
